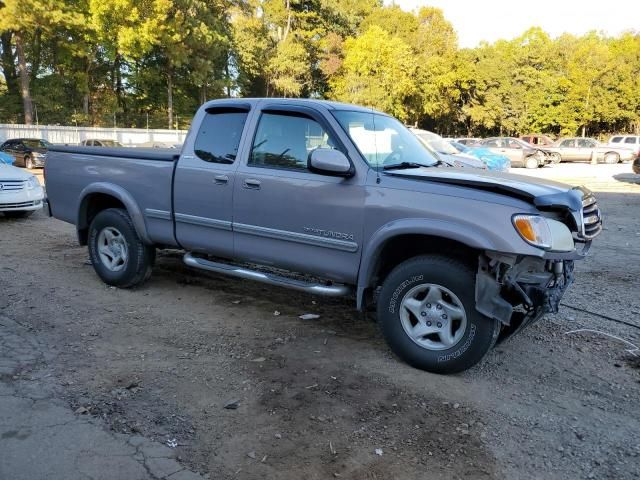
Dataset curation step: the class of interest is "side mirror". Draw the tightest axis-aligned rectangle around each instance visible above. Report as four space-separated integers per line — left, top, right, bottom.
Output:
308 149 354 177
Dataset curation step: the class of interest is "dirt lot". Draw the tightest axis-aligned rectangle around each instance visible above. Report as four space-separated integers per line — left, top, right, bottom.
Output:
2 163 639 479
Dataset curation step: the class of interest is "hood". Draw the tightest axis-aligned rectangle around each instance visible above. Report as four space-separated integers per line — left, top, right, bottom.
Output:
0 162 33 181
384 168 584 211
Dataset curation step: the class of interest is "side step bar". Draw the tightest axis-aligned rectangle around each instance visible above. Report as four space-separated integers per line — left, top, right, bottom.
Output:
183 253 351 297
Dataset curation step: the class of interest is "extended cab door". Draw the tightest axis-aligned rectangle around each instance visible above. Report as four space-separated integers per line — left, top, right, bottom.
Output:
173 105 251 258
232 103 366 284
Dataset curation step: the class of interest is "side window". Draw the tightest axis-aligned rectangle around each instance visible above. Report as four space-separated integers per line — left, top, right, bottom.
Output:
484 139 499 147
610 137 622 143
194 109 248 164
249 112 337 171
507 139 522 149
577 139 592 147
624 137 637 144
560 139 574 147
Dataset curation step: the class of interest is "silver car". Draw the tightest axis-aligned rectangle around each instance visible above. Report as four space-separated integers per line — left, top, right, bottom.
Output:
411 129 487 170
480 137 547 169
548 137 635 164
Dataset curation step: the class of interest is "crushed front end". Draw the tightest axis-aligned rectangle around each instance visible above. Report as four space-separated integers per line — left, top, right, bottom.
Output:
475 187 603 342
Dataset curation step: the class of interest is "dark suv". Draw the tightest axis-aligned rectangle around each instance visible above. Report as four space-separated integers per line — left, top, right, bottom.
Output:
0 138 51 169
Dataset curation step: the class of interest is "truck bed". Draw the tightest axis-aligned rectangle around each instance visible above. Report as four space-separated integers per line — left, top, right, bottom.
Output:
46 146 179 247
48 145 179 162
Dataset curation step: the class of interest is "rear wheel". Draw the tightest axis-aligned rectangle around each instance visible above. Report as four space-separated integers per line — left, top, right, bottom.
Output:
88 208 155 287
24 155 34 169
376 255 500 374
604 152 619 164
549 152 561 164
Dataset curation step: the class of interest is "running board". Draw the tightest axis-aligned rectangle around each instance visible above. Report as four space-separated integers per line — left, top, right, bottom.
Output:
183 253 351 297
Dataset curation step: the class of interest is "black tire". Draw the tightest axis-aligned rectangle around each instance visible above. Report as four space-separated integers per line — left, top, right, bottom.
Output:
524 156 538 169
24 155 34 169
88 208 154 288
377 255 500 374
3 210 34 219
603 152 619 164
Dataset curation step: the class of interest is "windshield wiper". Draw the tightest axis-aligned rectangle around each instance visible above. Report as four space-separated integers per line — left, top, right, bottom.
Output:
383 161 438 170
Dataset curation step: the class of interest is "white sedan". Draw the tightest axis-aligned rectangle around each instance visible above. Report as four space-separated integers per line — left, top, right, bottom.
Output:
0 162 44 218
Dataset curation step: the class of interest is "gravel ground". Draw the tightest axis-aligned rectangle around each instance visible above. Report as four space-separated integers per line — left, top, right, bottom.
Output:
1 162 639 479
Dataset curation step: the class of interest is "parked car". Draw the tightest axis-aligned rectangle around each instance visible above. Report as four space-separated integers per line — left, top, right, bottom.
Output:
0 161 45 218
45 98 602 374
136 141 178 149
480 137 548 169
453 138 481 146
608 135 640 159
0 151 14 165
546 137 636 164
449 141 510 172
410 129 487 170
0 138 51 169
520 134 554 147
80 139 124 147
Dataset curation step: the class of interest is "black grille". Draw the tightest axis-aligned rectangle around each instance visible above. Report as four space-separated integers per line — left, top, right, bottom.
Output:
581 194 602 239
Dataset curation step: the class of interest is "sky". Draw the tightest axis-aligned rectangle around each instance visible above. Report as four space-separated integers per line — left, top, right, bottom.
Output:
390 0 640 48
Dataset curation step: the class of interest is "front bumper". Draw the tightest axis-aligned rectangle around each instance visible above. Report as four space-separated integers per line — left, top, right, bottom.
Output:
31 155 46 168
0 188 45 211
476 253 574 338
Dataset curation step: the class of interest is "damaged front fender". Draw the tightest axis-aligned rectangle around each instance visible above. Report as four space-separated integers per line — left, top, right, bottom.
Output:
475 252 575 337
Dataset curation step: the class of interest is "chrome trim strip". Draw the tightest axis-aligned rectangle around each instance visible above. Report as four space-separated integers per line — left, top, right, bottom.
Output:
184 253 351 296
144 208 172 221
234 222 358 252
174 212 232 231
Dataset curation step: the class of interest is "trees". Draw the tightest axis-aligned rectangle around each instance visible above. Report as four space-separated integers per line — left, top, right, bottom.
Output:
0 0 82 124
0 1 638 135
330 26 417 122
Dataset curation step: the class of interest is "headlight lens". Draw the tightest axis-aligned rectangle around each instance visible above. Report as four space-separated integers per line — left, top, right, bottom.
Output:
512 214 552 249
26 176 38 190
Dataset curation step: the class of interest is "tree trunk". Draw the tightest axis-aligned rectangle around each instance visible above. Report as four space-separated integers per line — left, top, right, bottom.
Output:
167 69 173 129
29 29 42 84
14 31 33 125
0 32 19 96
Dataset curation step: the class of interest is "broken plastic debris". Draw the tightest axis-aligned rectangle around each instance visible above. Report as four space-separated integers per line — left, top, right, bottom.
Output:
299 314 320 320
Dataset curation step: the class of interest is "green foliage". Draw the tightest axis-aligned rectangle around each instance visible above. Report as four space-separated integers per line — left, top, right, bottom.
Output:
0 0 638 135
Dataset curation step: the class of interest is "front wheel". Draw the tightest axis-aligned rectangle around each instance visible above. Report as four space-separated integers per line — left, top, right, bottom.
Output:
524 156 539 169
88 208 155 288
549 153 561 164
377 255 500 374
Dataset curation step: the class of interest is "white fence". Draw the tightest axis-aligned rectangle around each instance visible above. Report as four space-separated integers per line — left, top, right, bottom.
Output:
0 124 189 147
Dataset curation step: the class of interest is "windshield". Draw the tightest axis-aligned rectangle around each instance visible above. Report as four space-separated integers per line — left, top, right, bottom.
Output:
415 134 459 155
332 111 439 168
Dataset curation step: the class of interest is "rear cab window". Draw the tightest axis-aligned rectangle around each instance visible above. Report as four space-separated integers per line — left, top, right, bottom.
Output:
624 137 638 144
610 137 622 143
194 108 249 164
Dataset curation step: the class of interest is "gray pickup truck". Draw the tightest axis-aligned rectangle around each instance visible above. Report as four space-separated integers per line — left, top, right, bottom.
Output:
45 98 602 374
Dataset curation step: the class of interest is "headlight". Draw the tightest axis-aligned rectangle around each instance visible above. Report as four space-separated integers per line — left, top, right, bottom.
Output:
26 176 39 190
512 215 575 252
513 214 551 248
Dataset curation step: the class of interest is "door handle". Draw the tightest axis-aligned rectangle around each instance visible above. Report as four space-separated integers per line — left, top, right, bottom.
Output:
243 179 261 190
214 174 229 185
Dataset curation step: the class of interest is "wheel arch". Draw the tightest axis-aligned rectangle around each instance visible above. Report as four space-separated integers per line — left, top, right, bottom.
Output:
77 183 151 246
356 220 502 310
